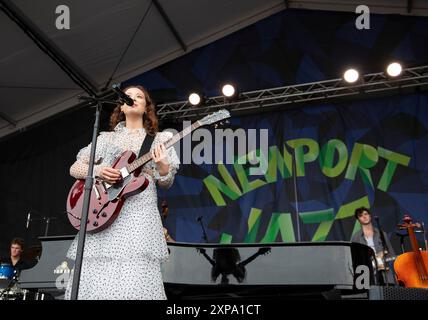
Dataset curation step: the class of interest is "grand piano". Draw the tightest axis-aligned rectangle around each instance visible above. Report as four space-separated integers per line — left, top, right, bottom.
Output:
18 236 377 299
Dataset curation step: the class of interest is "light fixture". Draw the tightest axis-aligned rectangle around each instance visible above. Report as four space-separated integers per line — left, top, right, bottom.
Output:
188 92 202 106
222 84 236 97
386 62 402 78
343 68 360 83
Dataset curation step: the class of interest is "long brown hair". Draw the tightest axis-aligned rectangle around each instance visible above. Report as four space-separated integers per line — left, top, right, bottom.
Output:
109 85 158 135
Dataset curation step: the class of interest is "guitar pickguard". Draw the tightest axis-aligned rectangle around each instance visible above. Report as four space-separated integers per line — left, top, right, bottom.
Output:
106 174 134 201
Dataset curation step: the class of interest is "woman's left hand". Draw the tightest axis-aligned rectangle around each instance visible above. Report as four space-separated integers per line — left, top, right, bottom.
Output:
152 143 170 176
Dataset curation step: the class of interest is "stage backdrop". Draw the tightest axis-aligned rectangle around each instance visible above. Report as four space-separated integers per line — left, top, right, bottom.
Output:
162 92 428 247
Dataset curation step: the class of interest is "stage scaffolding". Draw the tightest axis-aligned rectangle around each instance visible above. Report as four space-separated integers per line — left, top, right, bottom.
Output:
156 65 428 121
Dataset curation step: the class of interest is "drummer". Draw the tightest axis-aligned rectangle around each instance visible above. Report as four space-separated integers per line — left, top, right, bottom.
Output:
1 238 31 274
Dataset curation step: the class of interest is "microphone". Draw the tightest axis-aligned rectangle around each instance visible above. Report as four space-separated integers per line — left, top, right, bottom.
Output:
26 211 31 229
112 84 134 106
197 216 203 223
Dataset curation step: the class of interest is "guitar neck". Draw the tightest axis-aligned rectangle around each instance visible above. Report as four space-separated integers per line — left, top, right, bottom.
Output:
126 121 201 173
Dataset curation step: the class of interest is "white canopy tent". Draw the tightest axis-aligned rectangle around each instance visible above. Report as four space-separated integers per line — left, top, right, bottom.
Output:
1 0 427 140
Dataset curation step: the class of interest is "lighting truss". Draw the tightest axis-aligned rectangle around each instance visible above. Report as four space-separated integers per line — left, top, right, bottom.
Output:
156 65 428 121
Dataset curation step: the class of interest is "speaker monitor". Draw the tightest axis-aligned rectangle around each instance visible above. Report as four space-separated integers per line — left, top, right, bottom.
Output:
369 286 428 300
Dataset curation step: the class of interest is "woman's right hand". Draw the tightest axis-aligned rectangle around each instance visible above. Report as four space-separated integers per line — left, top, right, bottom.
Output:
98 166 121 184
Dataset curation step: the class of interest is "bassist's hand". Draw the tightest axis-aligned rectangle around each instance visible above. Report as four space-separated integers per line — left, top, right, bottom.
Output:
98 166 121 184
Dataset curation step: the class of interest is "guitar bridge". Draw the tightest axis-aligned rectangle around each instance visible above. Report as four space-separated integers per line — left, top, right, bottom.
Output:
100 181 109 193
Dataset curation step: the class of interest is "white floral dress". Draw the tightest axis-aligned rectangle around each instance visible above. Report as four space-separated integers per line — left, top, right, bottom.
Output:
64 122 179 300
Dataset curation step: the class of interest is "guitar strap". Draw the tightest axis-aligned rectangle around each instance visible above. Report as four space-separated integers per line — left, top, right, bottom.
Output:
138 132 155 160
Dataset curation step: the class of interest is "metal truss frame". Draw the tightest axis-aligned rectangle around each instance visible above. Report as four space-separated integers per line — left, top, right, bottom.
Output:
156 65 428 121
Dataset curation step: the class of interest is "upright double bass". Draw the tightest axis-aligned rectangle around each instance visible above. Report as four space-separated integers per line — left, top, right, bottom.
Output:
394 214 428 288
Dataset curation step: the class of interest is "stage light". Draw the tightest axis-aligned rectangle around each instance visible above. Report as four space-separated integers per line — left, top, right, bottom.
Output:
343 69 360 83
222 84 236 97
386 62 402 77
188 93 202 106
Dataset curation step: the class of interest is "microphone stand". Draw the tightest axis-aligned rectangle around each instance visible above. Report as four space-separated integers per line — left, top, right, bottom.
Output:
42 217 59 237
197 216 209 243
374 216 391 287
24 210 32 252
69 95 118 300
25 213 58 238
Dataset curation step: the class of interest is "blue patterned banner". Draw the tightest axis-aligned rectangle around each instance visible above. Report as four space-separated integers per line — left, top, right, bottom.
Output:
161 92 428 248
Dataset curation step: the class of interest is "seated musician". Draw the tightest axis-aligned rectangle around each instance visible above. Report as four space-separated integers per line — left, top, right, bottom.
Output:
351 207 396 285
1 238 32 274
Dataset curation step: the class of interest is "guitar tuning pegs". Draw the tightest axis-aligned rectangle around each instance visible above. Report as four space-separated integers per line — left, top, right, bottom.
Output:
214 120 230 129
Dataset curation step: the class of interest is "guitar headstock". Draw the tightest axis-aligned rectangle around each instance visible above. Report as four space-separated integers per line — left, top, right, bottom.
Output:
397 214 421 230
198 109 230 127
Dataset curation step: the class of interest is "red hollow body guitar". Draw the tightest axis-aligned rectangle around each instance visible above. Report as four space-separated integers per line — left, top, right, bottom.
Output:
66 109 230 233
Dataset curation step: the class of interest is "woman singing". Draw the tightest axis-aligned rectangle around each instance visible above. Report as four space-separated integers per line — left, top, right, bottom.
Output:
65 85 179 299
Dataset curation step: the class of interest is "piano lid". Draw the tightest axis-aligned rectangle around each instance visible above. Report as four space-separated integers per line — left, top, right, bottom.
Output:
18 237 375 295
162 241 375 289
18 236 75 289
